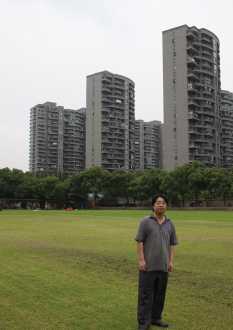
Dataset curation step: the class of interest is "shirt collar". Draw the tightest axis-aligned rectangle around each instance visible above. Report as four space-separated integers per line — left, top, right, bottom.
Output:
149 214 168 223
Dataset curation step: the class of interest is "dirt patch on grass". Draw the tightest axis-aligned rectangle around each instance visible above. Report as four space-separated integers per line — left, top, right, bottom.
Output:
170 269 233 308
7 239 137 279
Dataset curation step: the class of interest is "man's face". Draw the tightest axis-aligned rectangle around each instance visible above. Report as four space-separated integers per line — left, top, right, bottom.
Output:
153 197 167 214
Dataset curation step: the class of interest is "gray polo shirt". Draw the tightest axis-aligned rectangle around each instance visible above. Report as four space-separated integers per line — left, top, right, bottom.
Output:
135 215 178 272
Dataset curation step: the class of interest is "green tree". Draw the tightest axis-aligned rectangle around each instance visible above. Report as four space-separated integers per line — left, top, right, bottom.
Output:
105 170 135 205
129 169 165 203
187 161 206 203
161 165 192 206
204 167 232 205
29 176 60 208
70 167 108 207
0 168 24 198
53 179 71 208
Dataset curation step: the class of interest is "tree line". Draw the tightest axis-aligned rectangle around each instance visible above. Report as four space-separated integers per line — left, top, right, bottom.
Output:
0 161 233 208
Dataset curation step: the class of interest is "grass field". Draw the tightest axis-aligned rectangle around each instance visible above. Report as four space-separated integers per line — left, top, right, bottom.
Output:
0 209 232 330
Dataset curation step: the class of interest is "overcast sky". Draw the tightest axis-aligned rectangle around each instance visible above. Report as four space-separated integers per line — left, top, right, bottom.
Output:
1 0 233 171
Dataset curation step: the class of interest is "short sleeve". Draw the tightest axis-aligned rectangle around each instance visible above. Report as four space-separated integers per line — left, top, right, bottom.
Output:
135 219 147 242
170 222 178 246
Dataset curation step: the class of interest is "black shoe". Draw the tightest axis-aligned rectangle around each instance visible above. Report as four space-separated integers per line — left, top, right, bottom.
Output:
151 319 169 328
138 324 150 330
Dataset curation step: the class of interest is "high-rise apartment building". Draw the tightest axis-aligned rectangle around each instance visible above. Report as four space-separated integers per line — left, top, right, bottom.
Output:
29 102 85 175
63 107 86 174
163 25 221 170
86 71 135 170
135 120 161 170
135 120 144 170
220 90 233 168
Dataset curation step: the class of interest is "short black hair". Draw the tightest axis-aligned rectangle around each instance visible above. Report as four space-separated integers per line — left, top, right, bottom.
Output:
152 194 168 205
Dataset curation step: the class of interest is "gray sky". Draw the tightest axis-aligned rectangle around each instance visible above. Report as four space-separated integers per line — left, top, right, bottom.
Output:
1 0 233 171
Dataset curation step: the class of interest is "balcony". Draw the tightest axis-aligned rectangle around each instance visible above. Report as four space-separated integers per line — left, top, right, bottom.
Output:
201 50 213 58
203 128 214 138
102 87 112 93
102 77 112 83
201 43 214 52
188 111 199 120
188 98 201 107
190 123 208 130
187 44 199 55
189 129 200 135
112 83 125 91
194 55 214 65
201 40 213 49
102 116 110 122
202 90 214 98
203 117 214 124
197 110 215 118
204 145 214 152
187 71 200 82
201 34 213 43
192 41 202 48
201 61 213 69
192 67 213 77
187 83 197 91
193 96 214 103
102 97 113 103
202 102 214 111
187 30 199 39
187 56 198 66
189 143 198 149
201 68 215 77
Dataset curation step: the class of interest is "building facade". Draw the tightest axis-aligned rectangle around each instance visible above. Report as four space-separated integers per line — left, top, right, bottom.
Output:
86 71 135 171
220 90 233 168
135 120 161 170
135 120 144 170
163 25 221 170
63 108 86 174
29 102 85 175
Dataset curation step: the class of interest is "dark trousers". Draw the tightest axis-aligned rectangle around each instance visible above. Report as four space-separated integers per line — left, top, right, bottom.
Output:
137 271 168 327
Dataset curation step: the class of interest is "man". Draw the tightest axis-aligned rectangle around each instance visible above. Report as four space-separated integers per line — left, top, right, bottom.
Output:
135 194 178 330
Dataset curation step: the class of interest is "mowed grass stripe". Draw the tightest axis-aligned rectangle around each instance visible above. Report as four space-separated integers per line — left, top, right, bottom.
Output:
1 209 233 220
0 210 232 329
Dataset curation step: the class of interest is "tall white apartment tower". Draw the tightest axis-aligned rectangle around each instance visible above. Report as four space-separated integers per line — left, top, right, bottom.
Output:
162 25 221 170
86 71 135 170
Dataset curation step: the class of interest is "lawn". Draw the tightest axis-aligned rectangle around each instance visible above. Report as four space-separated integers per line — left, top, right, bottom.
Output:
0 210 232 330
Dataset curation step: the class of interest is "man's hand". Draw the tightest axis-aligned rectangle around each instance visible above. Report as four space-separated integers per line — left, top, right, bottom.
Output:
139 259 146 271
137 242 146 271
168 245 175 272
168 261 174 272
